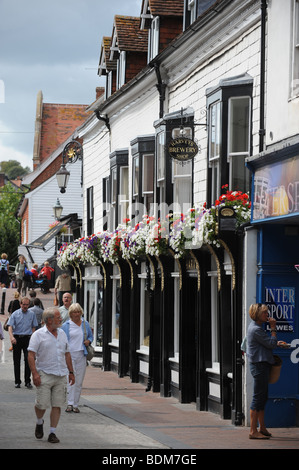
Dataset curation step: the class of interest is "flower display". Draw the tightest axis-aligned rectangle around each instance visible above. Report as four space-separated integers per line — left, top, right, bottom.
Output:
57 188 251 267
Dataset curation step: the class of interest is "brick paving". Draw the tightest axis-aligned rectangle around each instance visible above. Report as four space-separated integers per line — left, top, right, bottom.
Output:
1 285 299 450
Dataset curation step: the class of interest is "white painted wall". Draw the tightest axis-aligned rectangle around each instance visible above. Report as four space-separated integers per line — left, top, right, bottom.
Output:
266 0 299 145
19 159 83 267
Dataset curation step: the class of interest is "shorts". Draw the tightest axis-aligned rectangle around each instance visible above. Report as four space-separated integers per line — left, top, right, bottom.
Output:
35 371 67 410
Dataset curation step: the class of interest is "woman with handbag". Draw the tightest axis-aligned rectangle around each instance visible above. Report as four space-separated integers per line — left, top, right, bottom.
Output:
61 303 93 413
247 303 285 440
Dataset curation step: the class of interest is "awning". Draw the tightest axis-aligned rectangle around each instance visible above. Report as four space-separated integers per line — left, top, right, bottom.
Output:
27 217 71 250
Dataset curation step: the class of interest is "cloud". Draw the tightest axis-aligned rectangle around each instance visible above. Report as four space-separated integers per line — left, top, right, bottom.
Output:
0 0 141 170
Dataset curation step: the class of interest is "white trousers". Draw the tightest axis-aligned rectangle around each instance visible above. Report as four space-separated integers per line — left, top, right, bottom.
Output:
67 350 87 407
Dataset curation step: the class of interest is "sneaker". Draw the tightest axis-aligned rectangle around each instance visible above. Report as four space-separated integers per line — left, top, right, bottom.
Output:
25 383 33 389
48 433 60 443
35 420 44 439
15 384 21 388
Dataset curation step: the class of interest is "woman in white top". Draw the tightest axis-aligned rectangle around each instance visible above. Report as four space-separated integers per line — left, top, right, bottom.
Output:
61 303 93 413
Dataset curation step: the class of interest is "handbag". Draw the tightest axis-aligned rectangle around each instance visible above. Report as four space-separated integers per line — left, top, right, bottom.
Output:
83 320 94 361
3 318 9 331
269 355 282 384
54 294 59 306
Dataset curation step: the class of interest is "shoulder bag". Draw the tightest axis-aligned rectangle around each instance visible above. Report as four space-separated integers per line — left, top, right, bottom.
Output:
83 320 94 361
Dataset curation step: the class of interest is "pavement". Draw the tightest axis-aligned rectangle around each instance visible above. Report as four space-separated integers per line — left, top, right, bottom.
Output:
1 285 299 452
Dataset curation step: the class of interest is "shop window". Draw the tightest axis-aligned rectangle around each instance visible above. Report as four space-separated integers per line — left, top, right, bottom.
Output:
111 266 121 345
207 256 220 372
85 280 96 341
138 262 151 352
84 277 104 349
206 74 252 204
169 274 180 362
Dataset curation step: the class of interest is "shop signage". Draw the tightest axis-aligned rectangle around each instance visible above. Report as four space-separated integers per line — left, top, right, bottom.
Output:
252 154 299 221
265 286 295 332
168 137 198 162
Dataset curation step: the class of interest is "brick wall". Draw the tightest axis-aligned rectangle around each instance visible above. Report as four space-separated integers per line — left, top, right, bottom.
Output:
38 103 88 165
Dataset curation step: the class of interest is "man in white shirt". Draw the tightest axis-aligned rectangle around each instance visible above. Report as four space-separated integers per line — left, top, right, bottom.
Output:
59 292 72 323
28 307 75 444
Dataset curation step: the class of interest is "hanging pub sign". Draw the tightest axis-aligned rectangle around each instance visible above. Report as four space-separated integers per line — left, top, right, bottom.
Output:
168 137 199 163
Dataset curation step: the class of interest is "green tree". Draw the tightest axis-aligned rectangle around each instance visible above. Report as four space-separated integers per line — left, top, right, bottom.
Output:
0 183 24 262
0 160 31 179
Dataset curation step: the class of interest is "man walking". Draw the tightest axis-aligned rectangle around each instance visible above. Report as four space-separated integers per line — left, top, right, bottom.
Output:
59 292 72 323
7 297 38 388
27 308 75 443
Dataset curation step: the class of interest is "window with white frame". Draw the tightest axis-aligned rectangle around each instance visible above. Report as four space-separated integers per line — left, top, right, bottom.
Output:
117 51 126 89
111 167 117 230
138 262 151 351
157 131 165 203
172 126 193 209
228 96 251 192
132 156 139 199
142 154 154 214
206 75 252 202
148 16 159 61
119 166 129 224
291 0 299 97
111 266 121 345
209 101 221 202
208 256 219 371
188 0 197 24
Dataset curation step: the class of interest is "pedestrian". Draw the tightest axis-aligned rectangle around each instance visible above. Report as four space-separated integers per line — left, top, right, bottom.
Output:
59 292 72 323
247 303 285 440
39 261 54 293
30 298 44 329
7 291 21 351
54 271 72 306
27 308 75 444
28 290 44 309
30 263 39 280
7 297 38 388
61 303 93 413
0 253 9 287
15 255 28 295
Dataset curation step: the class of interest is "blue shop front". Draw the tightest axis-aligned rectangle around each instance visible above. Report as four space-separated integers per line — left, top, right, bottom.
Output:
247 142 299 427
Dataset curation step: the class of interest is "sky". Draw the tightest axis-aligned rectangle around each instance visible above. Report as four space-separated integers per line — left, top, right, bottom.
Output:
0 0 141 171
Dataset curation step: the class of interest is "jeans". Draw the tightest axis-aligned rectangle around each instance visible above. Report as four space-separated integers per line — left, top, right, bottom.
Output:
249 361 271 411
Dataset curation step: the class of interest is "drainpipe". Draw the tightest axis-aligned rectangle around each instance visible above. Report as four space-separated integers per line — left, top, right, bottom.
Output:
259 0 267 152
154 63 167 119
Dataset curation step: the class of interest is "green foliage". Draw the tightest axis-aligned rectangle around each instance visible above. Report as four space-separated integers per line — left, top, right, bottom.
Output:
0 183 24 261
0 160 30 179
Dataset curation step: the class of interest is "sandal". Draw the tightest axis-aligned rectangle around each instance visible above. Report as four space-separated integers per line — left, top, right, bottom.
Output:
73 407 80 413
65 405 73 412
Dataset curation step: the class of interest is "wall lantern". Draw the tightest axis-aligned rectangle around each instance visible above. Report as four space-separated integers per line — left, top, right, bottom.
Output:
53 198 63 220
56 140 83 193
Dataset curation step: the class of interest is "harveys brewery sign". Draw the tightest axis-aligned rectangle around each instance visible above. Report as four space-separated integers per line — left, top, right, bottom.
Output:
168 137 199 162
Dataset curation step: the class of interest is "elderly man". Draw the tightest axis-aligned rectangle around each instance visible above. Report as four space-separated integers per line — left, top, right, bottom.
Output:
7 297 38 388
59 292 72 323
28 308 75 444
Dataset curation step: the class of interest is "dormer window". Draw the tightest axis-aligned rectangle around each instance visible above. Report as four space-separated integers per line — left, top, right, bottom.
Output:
117 51 126 89
188 0 197 24
148 16 160 61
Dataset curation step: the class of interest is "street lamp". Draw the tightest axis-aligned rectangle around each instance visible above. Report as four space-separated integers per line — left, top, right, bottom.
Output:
56 140 83 193
53 198 63 220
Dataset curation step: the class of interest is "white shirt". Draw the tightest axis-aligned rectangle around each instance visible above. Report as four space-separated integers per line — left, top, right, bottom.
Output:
69 320 84 352
28 325 69 376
